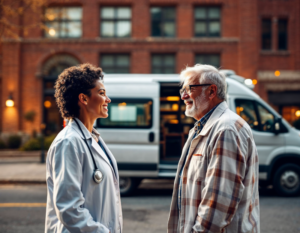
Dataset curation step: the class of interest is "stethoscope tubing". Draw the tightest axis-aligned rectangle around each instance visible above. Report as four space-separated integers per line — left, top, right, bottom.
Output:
73 118 102 184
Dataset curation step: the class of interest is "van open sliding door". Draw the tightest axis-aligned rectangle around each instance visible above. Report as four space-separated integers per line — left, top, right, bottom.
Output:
96 80 160 195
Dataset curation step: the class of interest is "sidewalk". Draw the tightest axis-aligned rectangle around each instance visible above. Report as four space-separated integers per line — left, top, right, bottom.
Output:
0 151 46 184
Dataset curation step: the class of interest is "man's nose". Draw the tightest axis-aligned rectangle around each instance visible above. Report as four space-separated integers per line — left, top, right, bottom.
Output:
181 91 189 100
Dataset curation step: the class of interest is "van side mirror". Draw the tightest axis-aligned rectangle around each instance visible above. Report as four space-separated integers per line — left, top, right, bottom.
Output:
274 118 282 135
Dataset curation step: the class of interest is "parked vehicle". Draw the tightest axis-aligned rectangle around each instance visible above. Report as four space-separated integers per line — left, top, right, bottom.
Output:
96 72 300 197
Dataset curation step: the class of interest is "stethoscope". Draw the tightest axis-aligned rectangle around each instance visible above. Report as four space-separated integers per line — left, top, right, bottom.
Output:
73 118 103 184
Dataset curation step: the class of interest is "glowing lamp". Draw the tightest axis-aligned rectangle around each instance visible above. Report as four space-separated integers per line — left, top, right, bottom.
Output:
6 95 14 107
166 96 180 101
296 110 300 118
44 100 51 108
275 70 280 77
252 79 258 85
49 28 56 36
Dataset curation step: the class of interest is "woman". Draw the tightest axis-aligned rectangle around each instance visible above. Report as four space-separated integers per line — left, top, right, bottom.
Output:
45 63 122 233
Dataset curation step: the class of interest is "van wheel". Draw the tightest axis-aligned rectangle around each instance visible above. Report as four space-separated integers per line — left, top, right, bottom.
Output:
273 164 300 197
119 177 142 196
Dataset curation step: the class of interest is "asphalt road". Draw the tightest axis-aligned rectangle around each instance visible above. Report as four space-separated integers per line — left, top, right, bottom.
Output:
0 180 299 233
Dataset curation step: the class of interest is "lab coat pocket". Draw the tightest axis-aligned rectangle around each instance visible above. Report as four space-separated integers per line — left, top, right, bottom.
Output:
187 154 205 182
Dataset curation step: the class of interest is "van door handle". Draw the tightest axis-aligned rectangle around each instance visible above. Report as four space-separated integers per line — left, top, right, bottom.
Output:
149 132 155 142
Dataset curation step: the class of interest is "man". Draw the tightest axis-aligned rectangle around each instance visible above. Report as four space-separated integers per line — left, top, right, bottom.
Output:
167 64 260 233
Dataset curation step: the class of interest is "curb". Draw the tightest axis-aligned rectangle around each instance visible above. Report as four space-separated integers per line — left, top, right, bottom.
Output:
0 180 46 185
0 150 48 158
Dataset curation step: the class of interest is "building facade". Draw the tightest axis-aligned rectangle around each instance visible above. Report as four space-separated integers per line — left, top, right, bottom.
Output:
1 0 300 135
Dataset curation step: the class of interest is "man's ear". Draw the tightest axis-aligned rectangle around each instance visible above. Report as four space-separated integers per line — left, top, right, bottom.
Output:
78 93 88 105
209 85 217 99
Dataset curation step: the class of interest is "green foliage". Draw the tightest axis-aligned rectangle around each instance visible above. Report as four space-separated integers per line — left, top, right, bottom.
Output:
0 139 6 149
7 135 22 149
20 134 56 151
24 110 36 122
45 134 56 150
293 118 300 130
20 138 40 151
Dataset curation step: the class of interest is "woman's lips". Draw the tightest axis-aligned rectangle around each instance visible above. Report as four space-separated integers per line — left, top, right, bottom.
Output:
103 105 108 111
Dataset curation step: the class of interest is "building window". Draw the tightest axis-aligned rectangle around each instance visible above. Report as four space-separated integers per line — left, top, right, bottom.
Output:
278 19 288 50
45 7 82 38
101 54 130 73
261 19 272 50
152 54 175 74
195 54 220 68
194 7 221 37
100 7 131 38
151 7 175 37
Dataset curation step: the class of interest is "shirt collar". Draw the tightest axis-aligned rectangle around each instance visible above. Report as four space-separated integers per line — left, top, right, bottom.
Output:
91 128 100 142
194 103 220 132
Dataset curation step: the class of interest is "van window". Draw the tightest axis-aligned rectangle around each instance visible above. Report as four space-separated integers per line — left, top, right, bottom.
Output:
235 99 260 131
235 99 276 132
97 98 153 128
257 103 274 132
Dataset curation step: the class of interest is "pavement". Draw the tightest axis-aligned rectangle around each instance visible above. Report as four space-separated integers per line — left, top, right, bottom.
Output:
0 151 46 183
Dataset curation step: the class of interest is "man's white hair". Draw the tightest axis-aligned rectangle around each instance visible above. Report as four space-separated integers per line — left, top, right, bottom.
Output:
180 64 227 100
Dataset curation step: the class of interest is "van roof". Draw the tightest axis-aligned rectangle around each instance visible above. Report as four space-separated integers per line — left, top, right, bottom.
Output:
104 74 259 99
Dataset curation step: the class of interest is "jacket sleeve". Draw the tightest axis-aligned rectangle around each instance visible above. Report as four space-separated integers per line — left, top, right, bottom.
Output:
192 129 246 233
51 138 109 233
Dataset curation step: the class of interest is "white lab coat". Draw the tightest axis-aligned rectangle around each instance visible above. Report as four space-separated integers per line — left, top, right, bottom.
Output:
45 118 123 233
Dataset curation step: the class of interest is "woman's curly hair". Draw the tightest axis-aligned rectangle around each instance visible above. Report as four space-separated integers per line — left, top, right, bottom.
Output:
54 63 103 119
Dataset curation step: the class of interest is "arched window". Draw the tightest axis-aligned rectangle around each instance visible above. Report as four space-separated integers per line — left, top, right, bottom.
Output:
42 55 79 135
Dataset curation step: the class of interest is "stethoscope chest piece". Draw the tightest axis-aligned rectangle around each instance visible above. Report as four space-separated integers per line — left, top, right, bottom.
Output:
93 169 103 184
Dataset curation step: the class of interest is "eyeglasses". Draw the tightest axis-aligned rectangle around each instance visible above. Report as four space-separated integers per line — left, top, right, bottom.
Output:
179 84 212 96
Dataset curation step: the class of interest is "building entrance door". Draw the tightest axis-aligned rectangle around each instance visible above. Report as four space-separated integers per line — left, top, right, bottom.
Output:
42 55 79 135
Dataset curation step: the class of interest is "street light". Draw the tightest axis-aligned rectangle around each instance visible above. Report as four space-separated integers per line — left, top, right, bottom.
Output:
6 94 14 107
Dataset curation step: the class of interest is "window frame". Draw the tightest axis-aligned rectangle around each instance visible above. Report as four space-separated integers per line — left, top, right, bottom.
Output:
100 54 131 74
100 6 132 38
195 54 221 68
97 98 153 129
194 6 221 37
151 6 176 37
261 18 272 50
44 7 82 38
277 18 288 50
151 54 176 74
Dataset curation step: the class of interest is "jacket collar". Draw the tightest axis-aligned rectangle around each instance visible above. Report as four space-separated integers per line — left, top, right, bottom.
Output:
69 118 92 140
198 101 228 136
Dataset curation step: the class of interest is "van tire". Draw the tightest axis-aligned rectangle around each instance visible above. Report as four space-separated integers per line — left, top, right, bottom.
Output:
273 164 300 197
119 177 142 196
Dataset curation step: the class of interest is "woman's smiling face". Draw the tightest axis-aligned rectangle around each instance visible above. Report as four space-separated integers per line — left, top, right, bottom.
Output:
86 80 111 119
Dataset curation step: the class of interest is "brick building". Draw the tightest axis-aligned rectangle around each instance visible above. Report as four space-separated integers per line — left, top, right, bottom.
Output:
1 0 300 135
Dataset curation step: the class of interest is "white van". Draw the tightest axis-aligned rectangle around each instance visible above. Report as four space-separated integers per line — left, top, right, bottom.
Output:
96 73 300 197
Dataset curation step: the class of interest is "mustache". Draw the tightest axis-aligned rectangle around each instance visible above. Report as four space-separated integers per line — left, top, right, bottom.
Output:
184 98 194 104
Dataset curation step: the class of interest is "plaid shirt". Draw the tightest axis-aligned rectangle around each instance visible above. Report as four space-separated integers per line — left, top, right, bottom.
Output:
168 101 260 233
178 104 219 211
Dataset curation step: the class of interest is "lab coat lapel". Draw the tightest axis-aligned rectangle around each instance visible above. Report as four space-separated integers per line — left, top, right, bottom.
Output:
98 137 119 179
90 138 116 177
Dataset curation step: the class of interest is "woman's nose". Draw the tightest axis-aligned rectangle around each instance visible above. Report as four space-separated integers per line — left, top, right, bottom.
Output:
106 96 111 103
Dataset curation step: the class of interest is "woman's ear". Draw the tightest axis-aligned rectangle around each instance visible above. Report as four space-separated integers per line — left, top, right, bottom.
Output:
78 93 88 105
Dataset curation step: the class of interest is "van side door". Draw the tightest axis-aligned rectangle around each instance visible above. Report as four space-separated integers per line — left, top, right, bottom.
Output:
96 82 160 178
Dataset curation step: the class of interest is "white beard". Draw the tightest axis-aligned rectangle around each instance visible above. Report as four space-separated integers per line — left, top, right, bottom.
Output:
185 91 209 119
